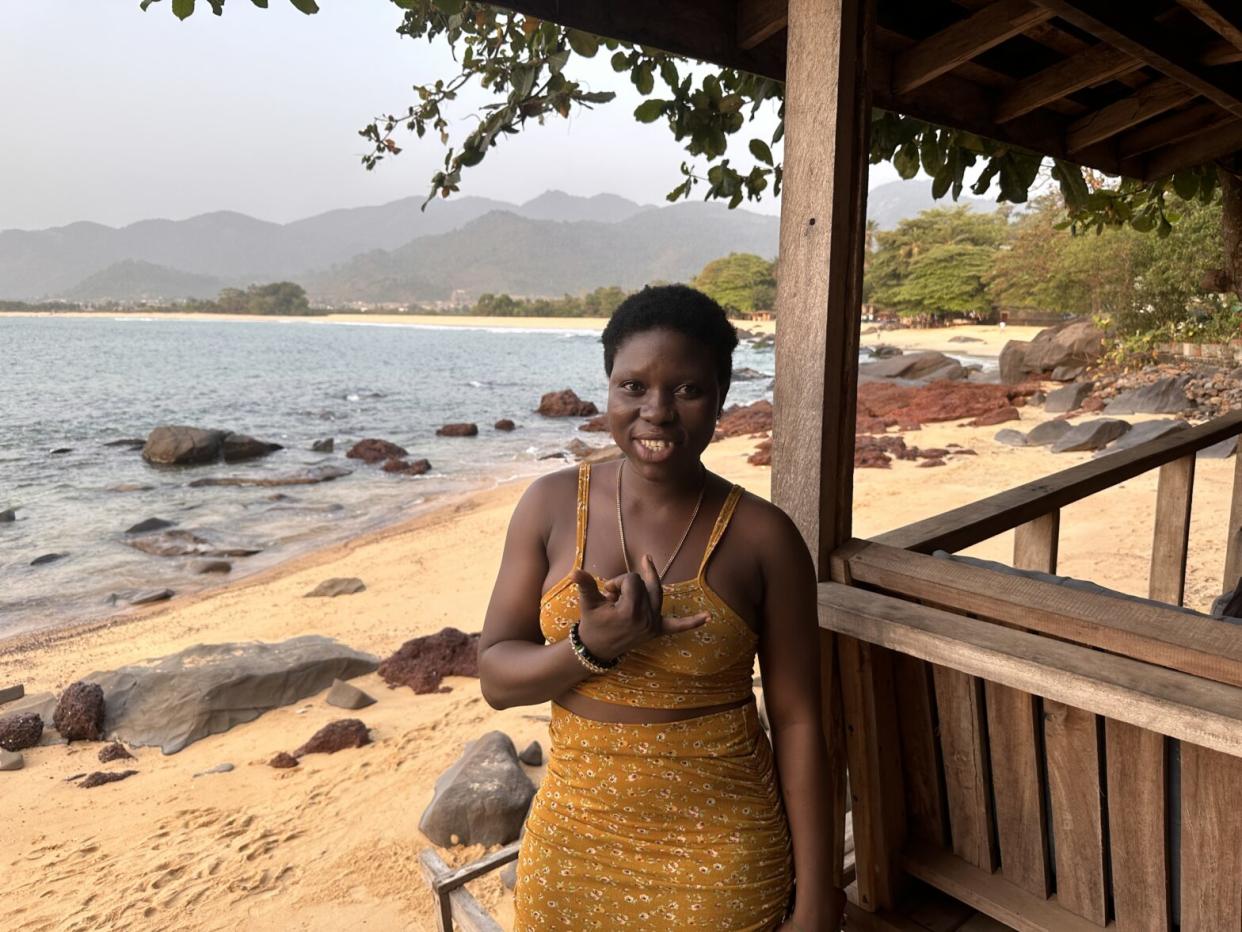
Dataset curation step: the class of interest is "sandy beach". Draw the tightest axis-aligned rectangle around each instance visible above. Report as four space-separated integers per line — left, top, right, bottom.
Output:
4 381 1238 931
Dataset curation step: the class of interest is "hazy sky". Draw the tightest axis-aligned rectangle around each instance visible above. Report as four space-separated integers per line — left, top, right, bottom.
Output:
2 1 903 231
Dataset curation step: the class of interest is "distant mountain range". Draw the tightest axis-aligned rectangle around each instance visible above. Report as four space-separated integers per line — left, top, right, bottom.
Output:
0 181 997 304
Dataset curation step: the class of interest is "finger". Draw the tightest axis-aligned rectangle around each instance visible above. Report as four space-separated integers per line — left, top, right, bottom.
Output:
661 612 709 634
638 554 663 612
616 572 645 614
571 568 606 610
601 575 625 603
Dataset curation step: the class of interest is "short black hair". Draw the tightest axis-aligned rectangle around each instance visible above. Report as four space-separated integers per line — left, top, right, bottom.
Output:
602 284 739 393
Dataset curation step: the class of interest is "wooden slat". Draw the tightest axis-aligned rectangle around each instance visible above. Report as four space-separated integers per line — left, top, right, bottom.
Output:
1067 77 1198 151
1105 721 1171 932
1118 102 1237 160
429 842 521 892
817 582 1242 759
985 684 1050 898
771 0 870 570
1031 0 1242 120
1042 701 1107 925
903 843 1108 932
891 0 1053 94
1013 512 1059 574
1149 454 1196 606
873 411 1242 554
1177 0 1242 53
822 627 850 889
995 43 1138 123
1179 743 1242 931
894 652 949 846
1143 116 1242 179
419 849 505 932
933 665 997 872
840 636 907 911
846 541 1242 691
1224 444 1242 592
738 0 786 50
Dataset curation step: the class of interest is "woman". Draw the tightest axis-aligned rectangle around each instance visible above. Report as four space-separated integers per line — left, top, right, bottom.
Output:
479 284 841 931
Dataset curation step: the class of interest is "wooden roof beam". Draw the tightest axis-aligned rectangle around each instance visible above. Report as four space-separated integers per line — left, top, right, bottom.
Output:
892 0 1054 94
1067 77 1198 151
1176 0 1242 53
1033 0 1242 119
738 0 786 51
995 43 1138 123
1118 101 1236 159
1142 118 1242 179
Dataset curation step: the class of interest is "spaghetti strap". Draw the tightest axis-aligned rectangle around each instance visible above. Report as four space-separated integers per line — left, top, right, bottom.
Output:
697 485 743 578
573 464 591 570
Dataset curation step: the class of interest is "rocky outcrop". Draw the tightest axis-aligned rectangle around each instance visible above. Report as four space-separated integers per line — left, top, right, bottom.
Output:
187 465 351 488
518 741 543 766
311 438 335 453
191 560 232 574
126 530 260 558
0 509 15 523
382 458 432 476
731 367 770 381
1199 437 1239 459
1051 419 1131 453
221 433 283 462
141 427 280 465
125 518 175 535
81 636 378 754
1044 382 1094 414
269 752 299 769
326 679 376 710
854 435 961 469
99 742 135 763
493 419 516 432
999 320 1104 384
717 400 773 438
1095 419 1188 457
54 682 106 742
294 719 370 756
419 732 537 847
436 423 479 437
0 712 43 751
578 415 609 432
749 439 772 466
859 351 965 382
967 406 1020 427
856 381 1033 430
31 553 66 566
0 685 23 705
379 628 480 695
347 438 408 464
80 770 137 788
1105 376 1196 415
1025 420 1073 447
304 577 366 598
994 429 1028 447
537 389 598 417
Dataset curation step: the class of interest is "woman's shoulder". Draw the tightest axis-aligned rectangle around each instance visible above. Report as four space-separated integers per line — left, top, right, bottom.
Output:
727 485 808 554
517 464 583 513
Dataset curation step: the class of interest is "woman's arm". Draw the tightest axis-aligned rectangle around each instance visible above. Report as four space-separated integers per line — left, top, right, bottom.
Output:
755 505 845 931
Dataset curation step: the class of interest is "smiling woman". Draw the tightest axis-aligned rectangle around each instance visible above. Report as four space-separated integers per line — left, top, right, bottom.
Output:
478 284 843 931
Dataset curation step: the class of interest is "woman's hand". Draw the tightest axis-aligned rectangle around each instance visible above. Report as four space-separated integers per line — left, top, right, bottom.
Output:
571 555 707 660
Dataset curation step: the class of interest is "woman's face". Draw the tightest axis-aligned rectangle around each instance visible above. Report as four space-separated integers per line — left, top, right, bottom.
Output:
607 327 725 480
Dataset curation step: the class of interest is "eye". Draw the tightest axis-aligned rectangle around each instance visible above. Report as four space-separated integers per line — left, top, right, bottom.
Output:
676 384 703 398
620 380 644 393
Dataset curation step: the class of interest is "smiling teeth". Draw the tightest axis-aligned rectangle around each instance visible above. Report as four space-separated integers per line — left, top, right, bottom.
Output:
639 440 671 450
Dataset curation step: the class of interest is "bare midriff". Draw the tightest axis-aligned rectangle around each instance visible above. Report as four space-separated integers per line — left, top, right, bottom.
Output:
554 690 755 724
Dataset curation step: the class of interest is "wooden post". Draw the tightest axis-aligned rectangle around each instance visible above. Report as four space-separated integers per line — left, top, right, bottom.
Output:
1150 454 1195 605
1013 510 1060 574
1224 448 1242 592
773 0 877 914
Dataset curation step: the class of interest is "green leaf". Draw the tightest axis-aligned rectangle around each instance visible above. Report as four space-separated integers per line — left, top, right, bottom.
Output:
659 60 679 90
634 63 654 95
633 99 666 123
749 138 773 166
172 0 194 19
1172 171 1199 200
893 142 919 179
547 49 570 75
250 0 269 7
139 0 158 10
919 131 943 175
611 51 630 72
288 0 319 11
566 29 599 58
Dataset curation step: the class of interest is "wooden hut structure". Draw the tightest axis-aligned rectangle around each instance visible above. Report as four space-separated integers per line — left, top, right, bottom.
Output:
430 1 1242 929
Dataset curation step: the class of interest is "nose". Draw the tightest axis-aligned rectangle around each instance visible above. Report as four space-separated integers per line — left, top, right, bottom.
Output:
640 388 676 424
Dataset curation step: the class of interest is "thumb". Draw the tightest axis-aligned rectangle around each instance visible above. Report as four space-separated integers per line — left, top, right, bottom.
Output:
571 569 605 609
661 612 709 635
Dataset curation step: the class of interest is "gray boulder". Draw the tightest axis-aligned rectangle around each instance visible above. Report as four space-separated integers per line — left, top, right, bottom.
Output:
518 740 543 766
221 433 282 462
1044 382 1094 414
999 341 1029 385
325 678 376 710
187 465 350 488
0 684 23 705
305 578 366 598
0 749 22 771
191 560 233 575
1094 419 1189 457
859 351 965 382
311 438 335 453
0 509 14 523
1199 437 1239 459
81 636 379 754
1105 377 1196 415
2 693 61 745
125 588 176 606
126 517 175 535
1000 321 1104 383
143 426 226 466
1052 419 1131 453
126 530 260 558
994 429 1028 447
420 732 537 847
1026 420 1074 447
867 345 903 358
1050 365 1086 382
31 553 66 566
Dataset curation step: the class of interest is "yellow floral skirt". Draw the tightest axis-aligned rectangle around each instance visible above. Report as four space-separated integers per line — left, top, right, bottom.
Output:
514 702 792 931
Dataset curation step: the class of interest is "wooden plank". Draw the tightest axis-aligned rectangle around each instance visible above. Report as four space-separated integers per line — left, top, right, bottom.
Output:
1149 454 1196 606
770 0 871 570
894 653 949 846
1118 102 1237 160
419 849 505 932
844 879 976 931
904 842 1109 932
738 0 786 50
846 541 1242 692
932 665 997 872
1105 720 1170 932
1067 77 1198 151
429 841 521 892
1031 0 1242 119
1176 0 1242 53
1224 443 1242 592
1180 742 1242 931
1042 701 1107 924
1142 116 1242 179
891 0 1053 94
995 43 1138 123
985 684 1050 898
823 627 850 888
873 411 1242 554
1013 511 1058 574
840 636 907 911
817 582 1242 759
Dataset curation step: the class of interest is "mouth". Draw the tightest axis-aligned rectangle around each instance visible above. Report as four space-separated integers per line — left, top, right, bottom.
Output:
632 437 677 463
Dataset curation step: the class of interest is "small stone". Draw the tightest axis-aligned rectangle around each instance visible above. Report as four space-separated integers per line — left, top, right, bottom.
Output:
80 770 137 788
382 457 431 476
191 560 233 575
518 740 543 766
325 679 376 710
128 588 175 605
1026 419 1073 447
294 719 370 756
50 447 73 455
0 684 24 705
125 517 175 535
311 438 335 453
436 423 479 437
0 749 23 771
0 712 43 751
31 553 66 566
54 682 106 742
493 419 516 431
269 752 299 769
193 763 235 778
918 459 946 468
0 509 15 523
304 577 366 598
98 742 134 763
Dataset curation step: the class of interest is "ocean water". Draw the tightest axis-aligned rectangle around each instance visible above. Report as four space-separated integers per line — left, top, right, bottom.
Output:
0 316 776 636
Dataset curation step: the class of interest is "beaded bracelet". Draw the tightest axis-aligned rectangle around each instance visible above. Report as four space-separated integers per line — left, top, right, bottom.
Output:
570 622 620 674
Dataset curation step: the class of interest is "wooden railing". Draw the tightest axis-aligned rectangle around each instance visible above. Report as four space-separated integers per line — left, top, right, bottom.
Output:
820 412 1242 930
